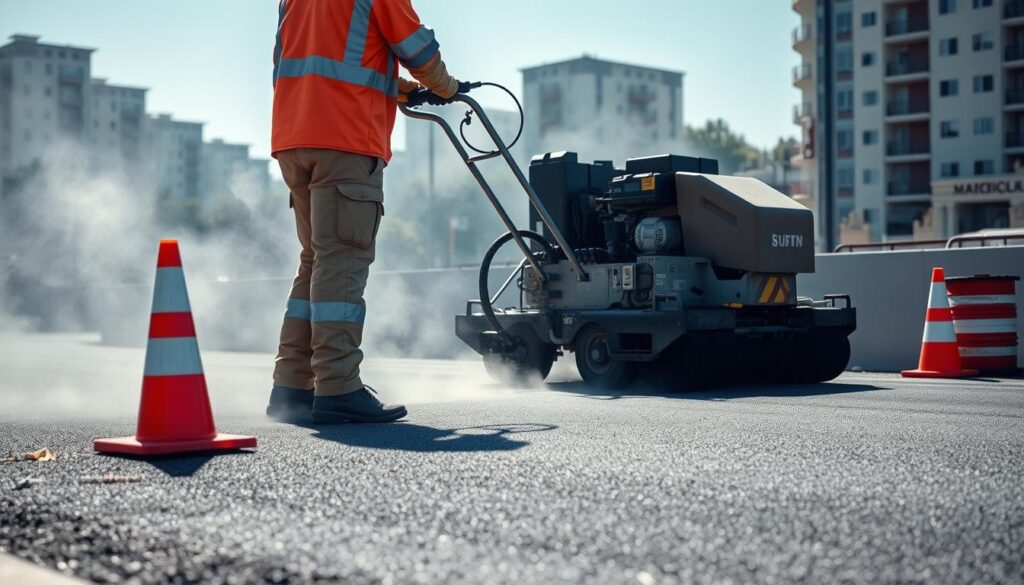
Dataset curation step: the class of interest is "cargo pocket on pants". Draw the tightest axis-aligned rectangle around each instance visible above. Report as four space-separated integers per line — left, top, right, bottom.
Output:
336 187 383 249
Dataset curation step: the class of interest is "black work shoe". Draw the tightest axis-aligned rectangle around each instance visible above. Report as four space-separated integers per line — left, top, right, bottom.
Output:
266 385 315 422
311 387 408 424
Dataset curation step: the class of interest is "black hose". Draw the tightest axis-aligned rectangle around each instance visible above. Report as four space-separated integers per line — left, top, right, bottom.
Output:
459 82 525 155
479 230 554 345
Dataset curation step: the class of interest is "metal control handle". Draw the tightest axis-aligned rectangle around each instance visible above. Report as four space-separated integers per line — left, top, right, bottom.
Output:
399 89 589 282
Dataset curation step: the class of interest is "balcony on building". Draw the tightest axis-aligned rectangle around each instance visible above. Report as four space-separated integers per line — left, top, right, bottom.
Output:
885 18 928 38
1007 87 1024 108
887 180 931 197
793 102 812 123
1007 129 1024 149
836 104 854 121
792 23 813 51
886 141 930 157
886 55 929 78
793 63 813 87
1007 44 1024 65
886 97 929 117
836 24 853 43
1006 0 1024 20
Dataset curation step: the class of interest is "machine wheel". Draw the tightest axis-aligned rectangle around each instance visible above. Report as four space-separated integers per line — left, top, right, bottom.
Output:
792 331 851 383
482 323 556 387
574 325 636 389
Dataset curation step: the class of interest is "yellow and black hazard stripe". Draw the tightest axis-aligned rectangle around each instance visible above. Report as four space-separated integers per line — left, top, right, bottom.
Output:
757 275 794 305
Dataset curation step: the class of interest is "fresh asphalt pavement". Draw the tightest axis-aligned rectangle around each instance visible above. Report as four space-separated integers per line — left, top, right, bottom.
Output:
1 334 1022 584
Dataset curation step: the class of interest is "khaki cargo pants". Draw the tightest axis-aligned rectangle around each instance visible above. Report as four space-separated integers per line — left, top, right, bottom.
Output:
273 148 384 396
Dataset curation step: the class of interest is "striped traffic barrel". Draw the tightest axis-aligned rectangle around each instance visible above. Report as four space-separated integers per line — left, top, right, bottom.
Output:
946 275 1021 375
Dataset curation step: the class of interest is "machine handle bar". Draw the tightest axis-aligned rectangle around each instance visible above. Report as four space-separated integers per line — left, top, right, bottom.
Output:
399 87 589 282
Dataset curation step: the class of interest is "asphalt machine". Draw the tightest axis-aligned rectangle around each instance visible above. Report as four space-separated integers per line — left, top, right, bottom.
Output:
401 83 856 389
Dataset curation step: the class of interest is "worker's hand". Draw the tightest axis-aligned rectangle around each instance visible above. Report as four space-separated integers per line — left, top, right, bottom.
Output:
397 77 424 104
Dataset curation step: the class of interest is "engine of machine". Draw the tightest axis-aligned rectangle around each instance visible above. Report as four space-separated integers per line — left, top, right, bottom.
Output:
525 152 817 311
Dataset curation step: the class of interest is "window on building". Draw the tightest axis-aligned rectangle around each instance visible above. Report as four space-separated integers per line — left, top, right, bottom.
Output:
863 130 879 145
837 88 854 111
837 129 854 150
973 75 994 93
974 160 994 175
863 169 879 184
940 38 959 56
45 87 52 97
23 61 33 73
973 117 994 135
862 12 877 27
836 47 853 74
939 0 957 14
940 79 959 96
836 11 853 34
862 52 876 66
972 0 992 7
45 63 52 75
973 32 994 51
863 90 879 106
837 167 855 189
940 121 960 138
941 163 960 177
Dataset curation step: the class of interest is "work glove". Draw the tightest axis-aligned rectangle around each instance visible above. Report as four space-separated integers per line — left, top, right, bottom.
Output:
397 77 424 104
408 52 459 99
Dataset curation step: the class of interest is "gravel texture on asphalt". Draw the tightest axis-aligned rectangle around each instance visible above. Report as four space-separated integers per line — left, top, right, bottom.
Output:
2 368 1023 584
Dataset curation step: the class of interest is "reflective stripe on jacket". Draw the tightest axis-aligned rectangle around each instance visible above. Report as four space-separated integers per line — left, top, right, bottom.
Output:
271 0 439 161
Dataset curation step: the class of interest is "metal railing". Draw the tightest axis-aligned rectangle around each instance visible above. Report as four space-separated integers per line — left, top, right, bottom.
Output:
1006 0 1024 19
793 102 812 122
886 99 929 116
886 19 928 37
887 180 931 195
886 141 930 156
833 232 1024 253
1006 44 1024 62
793 63 813 83
886 57 929 77
1007 131 1024 148
1007 88 1024 106
793 24 812 45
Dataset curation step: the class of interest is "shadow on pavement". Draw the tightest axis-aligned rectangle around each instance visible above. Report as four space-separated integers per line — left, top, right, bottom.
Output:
100 452 250 477
547 381 888 401
310 422 557 453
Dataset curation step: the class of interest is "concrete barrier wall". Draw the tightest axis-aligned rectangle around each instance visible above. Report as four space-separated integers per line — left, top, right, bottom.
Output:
799 246 1024 372
99 248 1024 372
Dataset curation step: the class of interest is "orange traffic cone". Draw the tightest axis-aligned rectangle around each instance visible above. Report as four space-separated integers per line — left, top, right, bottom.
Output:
94 240 257 456
902 267 979 379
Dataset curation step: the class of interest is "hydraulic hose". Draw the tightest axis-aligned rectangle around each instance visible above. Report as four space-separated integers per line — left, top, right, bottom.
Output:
479 230 554 345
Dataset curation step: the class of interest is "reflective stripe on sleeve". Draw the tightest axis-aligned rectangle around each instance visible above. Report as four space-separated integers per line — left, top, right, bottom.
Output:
275 56 398 95
311 301 366 325
402 39 439 69
144 338 204 377
285 298 312 321
392 26 437 60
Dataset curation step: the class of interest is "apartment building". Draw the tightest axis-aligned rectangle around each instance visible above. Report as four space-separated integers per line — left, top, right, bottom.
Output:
90 79 147 163
793 0 1024 250
521 56 685 164
201 138 271 202
0 34 93 194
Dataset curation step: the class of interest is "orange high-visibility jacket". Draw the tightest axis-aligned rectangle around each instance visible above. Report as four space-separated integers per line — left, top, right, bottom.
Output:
271 0 440 162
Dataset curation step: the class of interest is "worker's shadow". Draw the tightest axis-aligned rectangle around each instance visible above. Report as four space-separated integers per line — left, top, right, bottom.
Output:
309 422 557 453
547 380 887 401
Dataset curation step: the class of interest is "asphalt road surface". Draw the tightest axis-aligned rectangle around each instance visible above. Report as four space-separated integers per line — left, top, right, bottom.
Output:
1 334 1022 584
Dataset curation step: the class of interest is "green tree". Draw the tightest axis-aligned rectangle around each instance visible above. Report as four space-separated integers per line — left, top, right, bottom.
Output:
685 119 763 174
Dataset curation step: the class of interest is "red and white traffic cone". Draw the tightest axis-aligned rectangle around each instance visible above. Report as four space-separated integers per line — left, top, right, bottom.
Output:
94 240 257 456
902 267 979 379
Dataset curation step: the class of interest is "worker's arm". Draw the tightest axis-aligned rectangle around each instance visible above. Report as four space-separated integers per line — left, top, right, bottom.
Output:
375 0 458 98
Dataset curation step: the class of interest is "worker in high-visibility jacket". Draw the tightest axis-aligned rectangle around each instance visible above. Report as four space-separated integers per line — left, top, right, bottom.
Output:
266 0 459 424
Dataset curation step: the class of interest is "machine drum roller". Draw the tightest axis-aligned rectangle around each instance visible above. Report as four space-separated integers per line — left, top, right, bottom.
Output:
400 88 857 391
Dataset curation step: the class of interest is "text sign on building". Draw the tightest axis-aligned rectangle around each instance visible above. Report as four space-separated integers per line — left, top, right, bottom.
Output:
952 179 1024 196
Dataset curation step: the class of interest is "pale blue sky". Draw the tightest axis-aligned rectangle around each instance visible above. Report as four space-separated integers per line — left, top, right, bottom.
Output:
1 0 800 159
